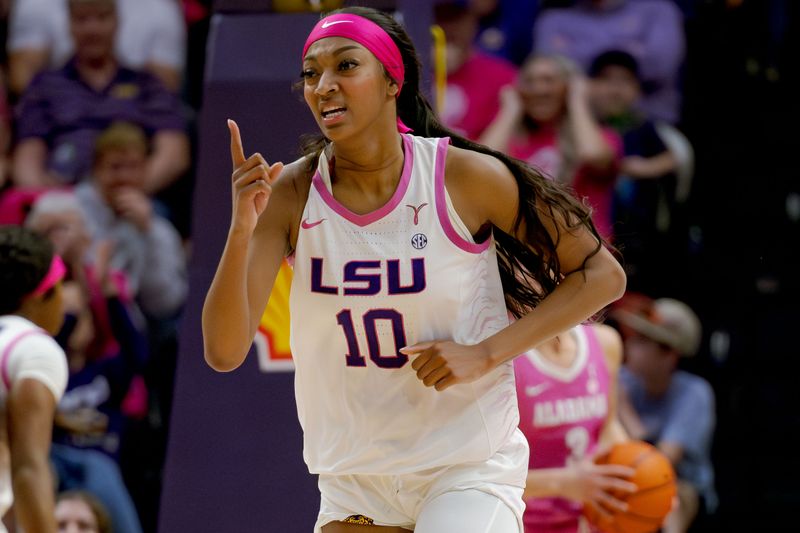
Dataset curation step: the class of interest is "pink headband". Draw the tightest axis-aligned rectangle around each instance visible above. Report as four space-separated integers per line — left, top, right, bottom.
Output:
29 255 66 297
302 13 411 133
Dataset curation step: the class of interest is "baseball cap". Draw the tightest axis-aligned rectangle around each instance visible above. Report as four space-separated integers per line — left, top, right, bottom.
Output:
613 295 702 357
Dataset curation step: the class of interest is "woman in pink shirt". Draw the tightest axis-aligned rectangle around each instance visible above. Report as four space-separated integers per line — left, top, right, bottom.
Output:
481 55 622 240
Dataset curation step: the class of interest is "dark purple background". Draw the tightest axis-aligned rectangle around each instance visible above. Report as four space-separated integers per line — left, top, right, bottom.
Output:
160 3 433 531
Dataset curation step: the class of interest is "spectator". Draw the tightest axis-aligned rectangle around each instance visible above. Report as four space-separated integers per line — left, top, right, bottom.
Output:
588 49 684 292
613 294 717 533
0 226 68 533
51 444 143 533
25 190 135 361
0 72 10 187
480 54 622 239
7 0 186 95
533 0 685 123
590 50 678 180
12 0 189 194
75 123 187 321
55 490 112 533
471 0 541 65
48 235 148 463
435 1 518 141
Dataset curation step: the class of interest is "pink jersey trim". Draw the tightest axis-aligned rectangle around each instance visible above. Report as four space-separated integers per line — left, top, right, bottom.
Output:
433 137 491 254
312 134 415 227
1 330 40 390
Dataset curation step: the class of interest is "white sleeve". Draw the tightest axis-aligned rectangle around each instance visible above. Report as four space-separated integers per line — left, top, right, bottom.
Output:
146 2 187 69
4 334 68 402
7 0 53 52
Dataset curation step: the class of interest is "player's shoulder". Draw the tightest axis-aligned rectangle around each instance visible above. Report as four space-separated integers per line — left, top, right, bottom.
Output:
443 143 518 224
261 155 314 217
589 323 623 369
445 145 518 206
0 318 63 358
0 316 65 374
445 144 511 183
275 155 314 195
0 315 42 338
253 155 316 248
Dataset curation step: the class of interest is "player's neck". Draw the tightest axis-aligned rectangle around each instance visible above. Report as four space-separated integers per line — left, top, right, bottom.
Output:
14 306 47 332
537 331 578 368
331 132 405 194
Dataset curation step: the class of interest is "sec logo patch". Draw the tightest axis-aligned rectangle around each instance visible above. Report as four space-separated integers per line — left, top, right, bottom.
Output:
411 233 427 249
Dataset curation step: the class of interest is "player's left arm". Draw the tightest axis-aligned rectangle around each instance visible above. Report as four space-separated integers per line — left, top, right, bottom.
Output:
405 148 626 390
8 378 59 533
458 148 625 359
594 324 629 447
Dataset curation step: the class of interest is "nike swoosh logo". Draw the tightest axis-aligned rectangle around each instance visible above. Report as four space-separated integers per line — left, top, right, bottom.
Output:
525 383 550 397
301 218 326 229
321 20 353 29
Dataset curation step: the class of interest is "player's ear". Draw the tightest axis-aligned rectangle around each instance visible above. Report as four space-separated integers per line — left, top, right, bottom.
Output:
387 79 399 97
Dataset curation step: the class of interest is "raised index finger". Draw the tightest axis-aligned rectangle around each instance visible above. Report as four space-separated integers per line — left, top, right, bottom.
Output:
228 119 246 172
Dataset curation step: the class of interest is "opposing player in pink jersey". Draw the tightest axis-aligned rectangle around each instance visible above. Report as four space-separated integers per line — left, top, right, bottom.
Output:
515 324 635 532
0 226 69 533
202 6 625 532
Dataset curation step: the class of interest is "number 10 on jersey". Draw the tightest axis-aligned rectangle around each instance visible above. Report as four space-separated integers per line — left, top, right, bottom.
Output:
336 309 409 368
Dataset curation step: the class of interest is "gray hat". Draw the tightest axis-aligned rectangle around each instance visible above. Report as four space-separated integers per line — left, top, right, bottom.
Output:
614 298 702 357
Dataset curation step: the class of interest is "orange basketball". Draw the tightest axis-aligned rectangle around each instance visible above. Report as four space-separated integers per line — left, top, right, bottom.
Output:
583 441 677 533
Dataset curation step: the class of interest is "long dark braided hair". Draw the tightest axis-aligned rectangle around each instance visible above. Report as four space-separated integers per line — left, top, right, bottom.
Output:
299 6 605 318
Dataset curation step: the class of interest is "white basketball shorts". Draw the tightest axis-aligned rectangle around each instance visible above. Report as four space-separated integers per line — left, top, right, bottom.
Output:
314 429 528 532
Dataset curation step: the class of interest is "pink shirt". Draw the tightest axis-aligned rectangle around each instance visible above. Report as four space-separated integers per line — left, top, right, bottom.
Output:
514 325 611 532
509 126 622 240
441 51 518 141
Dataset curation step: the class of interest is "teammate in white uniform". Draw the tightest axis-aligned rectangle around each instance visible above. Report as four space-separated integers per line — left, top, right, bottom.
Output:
0 226 69 533
202 7 626 533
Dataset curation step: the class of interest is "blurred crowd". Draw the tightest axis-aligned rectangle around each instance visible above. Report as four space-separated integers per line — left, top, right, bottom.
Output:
0 1 210 531
0 0 793 531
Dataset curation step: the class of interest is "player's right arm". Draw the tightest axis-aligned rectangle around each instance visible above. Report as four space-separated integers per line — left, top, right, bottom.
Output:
596 324 629 447
9 378 58 532
523 461 635 515
202 120 298 372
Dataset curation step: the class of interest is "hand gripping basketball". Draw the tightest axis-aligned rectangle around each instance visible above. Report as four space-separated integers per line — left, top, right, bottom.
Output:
228 119 284 235
583 441 678 533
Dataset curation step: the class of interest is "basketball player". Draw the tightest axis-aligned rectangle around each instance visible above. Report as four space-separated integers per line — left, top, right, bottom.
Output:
202 7 626 532
515 324 635 533
0 226 69 533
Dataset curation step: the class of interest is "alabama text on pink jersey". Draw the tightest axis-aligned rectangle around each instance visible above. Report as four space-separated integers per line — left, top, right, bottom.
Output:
514 325 611 531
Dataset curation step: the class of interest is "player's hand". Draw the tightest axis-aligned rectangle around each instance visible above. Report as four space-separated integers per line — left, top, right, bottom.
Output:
564 458 637 518
401 341 493 391
228 119 284 236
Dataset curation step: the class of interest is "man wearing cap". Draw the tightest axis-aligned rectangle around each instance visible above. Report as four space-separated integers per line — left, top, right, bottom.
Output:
12 0 189 195
613 295 716 533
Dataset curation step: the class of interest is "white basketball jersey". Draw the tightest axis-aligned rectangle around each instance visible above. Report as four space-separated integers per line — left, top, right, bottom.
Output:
0 315 68 523
290 134 521 475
